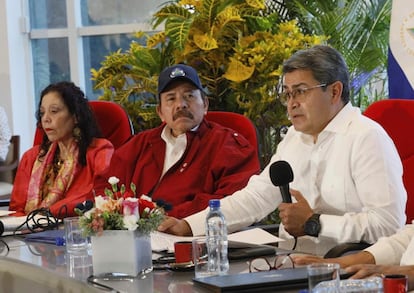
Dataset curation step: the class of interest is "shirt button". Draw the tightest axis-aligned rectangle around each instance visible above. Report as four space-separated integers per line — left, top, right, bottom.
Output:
234 133 239 137
183 162 188 167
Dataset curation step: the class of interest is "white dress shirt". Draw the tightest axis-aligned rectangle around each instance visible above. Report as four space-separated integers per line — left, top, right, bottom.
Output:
185 103 407 256
0 106 11 161
365 222 414 266
160 126 187 177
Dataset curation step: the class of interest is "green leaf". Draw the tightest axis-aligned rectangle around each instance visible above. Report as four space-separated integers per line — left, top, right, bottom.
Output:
131 182 136 195
104 187 113 198
165 18 192 51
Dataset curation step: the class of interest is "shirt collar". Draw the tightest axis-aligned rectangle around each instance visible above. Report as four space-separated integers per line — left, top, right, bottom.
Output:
160 124 200 143
299 102 358 144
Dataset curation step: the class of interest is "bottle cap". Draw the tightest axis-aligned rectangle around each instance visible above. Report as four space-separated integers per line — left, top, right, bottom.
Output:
208 199 220 208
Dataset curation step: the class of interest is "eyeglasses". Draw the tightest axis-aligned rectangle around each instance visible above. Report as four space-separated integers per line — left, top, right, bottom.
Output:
278 84 327 106
248 255 295 273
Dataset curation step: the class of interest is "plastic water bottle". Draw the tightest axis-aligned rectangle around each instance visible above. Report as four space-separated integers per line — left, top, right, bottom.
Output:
205 199 229 275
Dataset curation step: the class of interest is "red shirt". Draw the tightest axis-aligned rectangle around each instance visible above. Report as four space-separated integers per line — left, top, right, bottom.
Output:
9 138 114 217
94 119 260 218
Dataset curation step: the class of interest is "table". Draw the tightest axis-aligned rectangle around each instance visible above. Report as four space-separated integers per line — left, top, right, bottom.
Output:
0 234 304 292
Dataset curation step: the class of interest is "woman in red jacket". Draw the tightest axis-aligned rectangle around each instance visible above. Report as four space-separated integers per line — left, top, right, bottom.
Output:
9 81 114 217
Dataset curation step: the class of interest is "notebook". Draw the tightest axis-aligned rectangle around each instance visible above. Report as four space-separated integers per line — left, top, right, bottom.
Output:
193 267 309 292
193 268 352 293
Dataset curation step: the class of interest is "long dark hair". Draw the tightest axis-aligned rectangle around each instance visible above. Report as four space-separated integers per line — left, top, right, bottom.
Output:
36 81 102 166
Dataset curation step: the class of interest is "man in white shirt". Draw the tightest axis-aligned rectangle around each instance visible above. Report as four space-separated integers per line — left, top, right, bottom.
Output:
158 45 407 256
293 224 414 291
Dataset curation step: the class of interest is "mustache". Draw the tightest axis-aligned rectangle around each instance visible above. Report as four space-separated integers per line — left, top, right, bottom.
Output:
173 110 194 121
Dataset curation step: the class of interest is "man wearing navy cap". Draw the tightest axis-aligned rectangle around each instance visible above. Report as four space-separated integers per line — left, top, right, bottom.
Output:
93 64 260 218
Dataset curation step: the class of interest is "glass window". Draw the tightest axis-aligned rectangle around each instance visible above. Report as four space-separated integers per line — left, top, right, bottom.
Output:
29 0 67 29
83 34 140 99
81 0 165 25
32 38 70 105
28 0 165 104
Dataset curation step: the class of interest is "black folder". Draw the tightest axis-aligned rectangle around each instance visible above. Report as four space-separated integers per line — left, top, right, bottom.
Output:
193 267 309 292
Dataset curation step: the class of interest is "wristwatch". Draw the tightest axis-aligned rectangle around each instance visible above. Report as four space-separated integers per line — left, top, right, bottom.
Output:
303 213 321 237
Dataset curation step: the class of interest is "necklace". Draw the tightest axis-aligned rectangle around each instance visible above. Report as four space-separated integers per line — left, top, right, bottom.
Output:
53 156 64 174
56 159 64 167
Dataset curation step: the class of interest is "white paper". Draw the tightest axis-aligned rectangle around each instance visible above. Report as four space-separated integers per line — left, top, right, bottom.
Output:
228 228 284 248
0 214 44 232
151 228 283 252
151 231 194 252
0 210 15 217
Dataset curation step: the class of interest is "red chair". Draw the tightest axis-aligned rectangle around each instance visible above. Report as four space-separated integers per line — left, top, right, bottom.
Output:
205 111 260 161
33 100 134 149
364 99 414 223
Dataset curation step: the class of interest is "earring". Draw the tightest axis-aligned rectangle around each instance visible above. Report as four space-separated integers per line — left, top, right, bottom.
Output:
73 126 81 141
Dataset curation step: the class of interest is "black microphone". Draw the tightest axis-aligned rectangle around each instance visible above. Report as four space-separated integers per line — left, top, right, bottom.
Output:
75 200 94 213
269 160 294 203
84 200 94 211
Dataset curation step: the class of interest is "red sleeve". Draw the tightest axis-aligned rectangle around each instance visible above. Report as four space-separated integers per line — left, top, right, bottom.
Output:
9 147 39 216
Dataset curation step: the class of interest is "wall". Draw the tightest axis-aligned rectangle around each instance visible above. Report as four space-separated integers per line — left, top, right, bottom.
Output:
0 0 36 155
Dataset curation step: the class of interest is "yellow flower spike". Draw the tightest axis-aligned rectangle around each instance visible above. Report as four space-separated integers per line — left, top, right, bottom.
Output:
246 0 265 9
134 31 145 39
224 58 255 82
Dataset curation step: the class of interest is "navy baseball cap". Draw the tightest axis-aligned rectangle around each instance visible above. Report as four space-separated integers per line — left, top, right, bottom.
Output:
158 64 205 95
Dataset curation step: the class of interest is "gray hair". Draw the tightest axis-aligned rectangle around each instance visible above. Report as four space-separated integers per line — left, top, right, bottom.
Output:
282 45 350 104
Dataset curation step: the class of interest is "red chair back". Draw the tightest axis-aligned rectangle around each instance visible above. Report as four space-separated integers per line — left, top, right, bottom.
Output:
205 111 259 160
364 99 414 223
33 100 134 149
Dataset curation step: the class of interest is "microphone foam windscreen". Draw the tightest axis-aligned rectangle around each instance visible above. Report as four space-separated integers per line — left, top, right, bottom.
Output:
84 200 94 211
269 160 294 186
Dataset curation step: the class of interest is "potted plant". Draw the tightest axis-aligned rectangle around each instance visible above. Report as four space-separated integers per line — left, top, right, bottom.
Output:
77 176 164 276
92 0 325 166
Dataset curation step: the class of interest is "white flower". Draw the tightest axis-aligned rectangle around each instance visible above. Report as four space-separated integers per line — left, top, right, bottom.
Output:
108 176 120 185
94 195 107 210
140 194 152 202
123 215 138 231
83 207 96 219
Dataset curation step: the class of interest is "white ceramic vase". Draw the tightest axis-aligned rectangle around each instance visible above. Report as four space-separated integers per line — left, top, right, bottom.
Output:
91 230 152 276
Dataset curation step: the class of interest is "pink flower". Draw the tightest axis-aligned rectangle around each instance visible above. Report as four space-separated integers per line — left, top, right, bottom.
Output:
123 197 139 217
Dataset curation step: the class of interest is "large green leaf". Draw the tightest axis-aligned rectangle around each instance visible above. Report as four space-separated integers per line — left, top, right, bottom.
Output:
152 4 192 28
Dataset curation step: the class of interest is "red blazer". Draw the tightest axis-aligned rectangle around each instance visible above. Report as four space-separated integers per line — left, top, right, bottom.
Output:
9 138 114 217
94 119 260 218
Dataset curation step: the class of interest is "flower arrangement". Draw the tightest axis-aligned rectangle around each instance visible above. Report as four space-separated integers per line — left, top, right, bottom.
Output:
77 176 164 236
